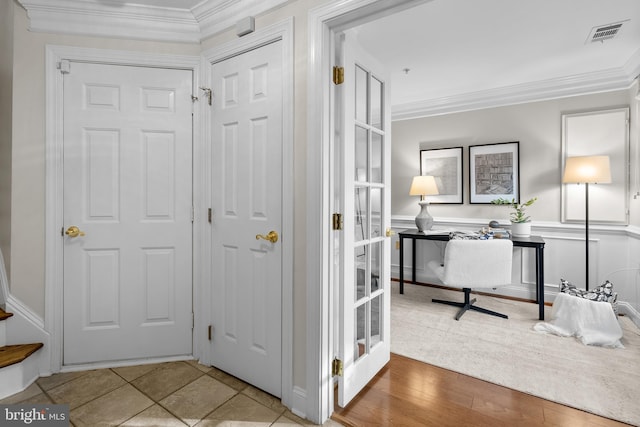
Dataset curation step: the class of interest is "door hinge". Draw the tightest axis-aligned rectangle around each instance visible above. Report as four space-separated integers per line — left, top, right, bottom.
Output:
199 87 212 105
332 358 343 377
332 213 343 231
333 66 344 85
208 208 212 223
57 60 71 74
208 325 212 341
192 312 195 330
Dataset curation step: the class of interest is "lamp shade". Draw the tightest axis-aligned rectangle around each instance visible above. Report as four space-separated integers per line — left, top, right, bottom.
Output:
409 175 439 196
562 156 612 184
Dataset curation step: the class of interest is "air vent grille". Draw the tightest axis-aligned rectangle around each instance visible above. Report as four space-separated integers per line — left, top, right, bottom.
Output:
586 21 626 43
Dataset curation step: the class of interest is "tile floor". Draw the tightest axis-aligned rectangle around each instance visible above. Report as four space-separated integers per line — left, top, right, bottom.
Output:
1 360 343 426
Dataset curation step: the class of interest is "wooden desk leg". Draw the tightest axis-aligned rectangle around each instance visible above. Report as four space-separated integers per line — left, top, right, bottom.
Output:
399 236 404 294
537 246 545 320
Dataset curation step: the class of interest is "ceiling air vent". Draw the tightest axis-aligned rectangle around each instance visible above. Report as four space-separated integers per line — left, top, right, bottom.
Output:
586 21 627 44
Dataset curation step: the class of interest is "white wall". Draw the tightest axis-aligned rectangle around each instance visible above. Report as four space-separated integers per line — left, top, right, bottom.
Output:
5 0 330 401
391 90 640 313
200 0 328 391
392 90 634 223
0 0 14 288
9 5 201 316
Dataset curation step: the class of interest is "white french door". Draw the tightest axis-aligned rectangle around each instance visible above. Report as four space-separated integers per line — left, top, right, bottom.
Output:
62 62 194 365
209 40 284 397
337 32 392 407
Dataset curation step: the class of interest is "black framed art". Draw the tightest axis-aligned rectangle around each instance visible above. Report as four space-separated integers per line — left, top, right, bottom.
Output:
419 147 463 204
469 141 519 204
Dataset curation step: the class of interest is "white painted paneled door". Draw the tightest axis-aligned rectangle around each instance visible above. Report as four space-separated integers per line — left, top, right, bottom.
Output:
62 62 193 365
210 40 283 397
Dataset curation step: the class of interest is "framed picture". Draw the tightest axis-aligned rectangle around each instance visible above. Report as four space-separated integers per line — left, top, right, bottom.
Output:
419 147 463 204
469 141 519 204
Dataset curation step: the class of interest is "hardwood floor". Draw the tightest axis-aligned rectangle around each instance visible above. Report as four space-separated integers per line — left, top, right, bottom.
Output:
332 353 631 427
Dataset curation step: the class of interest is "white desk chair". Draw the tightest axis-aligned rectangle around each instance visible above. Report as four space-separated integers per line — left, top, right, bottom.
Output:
429 239 513 321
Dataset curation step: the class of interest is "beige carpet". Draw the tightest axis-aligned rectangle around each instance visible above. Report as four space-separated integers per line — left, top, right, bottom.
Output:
391 282 640 426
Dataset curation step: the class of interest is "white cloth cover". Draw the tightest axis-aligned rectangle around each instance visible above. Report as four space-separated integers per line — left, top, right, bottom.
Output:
534 292 623 348
427 239 513 288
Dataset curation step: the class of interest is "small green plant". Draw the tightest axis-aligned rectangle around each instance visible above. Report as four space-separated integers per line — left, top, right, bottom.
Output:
491 197 537 223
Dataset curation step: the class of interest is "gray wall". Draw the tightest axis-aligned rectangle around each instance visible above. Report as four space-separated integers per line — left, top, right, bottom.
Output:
392 90 639 226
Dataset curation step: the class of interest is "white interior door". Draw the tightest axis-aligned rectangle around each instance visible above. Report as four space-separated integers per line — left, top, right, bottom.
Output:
210 40 283 397
63 62 193 365
337 32 391 407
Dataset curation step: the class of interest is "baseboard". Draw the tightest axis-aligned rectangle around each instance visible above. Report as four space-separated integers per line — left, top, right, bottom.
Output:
288 386 307 421
618 301 640 328
58 354 194 374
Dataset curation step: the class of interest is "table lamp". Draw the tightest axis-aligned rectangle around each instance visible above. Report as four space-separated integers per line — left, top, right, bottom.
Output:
562 155 611 290
409 175 439 231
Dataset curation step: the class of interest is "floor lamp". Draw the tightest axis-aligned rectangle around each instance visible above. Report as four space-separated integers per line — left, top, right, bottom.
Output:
409 176 439 232
562 155 611 290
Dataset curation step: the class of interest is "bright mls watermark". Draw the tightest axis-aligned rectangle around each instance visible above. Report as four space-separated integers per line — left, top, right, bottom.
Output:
1 405 69 426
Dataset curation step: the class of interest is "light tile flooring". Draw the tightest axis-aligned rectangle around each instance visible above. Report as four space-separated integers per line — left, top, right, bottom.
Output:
1 360 343 426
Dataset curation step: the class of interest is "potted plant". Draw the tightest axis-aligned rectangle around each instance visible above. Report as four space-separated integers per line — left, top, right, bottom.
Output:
491 197 537 237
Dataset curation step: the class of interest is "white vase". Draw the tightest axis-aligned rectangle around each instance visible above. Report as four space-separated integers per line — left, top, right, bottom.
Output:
511 221 531 237
414 200 434 232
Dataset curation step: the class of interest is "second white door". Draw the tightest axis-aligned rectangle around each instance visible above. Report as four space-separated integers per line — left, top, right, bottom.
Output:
210 40 284 397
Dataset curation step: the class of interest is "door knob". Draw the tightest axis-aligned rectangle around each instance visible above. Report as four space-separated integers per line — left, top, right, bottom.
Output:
256 230 279 243
65 226 85 238
386 228 395 237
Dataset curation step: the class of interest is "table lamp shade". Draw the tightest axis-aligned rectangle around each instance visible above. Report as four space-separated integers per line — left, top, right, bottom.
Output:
409 175 439 197
563 156 611 184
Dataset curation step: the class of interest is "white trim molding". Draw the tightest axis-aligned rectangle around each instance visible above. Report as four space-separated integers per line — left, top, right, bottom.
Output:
393 65 640 120
390 216 640 313
306 0 429 423
17 0 290 43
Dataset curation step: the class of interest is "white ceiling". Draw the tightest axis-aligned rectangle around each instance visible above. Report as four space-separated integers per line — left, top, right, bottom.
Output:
353 0 640 116
19 0 640 117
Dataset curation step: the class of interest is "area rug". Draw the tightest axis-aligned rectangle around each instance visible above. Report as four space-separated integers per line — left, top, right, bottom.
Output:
391 283 640 426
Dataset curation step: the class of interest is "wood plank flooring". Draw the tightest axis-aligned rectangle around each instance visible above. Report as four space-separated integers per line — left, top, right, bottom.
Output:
332 353 631 427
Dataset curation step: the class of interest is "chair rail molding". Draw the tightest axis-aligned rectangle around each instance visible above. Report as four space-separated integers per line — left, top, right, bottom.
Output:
390 216 639 313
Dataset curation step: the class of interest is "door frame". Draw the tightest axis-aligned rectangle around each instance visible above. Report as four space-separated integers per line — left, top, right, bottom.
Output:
199 19 295 408
306 0 428 423
44 45 202 372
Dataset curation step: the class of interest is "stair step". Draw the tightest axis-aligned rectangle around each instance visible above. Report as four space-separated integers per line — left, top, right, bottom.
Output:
0 344 44 369
0 308 13 321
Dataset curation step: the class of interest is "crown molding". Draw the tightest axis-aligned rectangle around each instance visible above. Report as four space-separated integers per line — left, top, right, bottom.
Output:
392 64 639 120
193 0 290 40
18 0 201 43
17 0 290 44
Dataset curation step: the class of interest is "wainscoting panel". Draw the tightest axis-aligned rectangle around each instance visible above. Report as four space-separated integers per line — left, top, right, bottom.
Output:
390 218 636 308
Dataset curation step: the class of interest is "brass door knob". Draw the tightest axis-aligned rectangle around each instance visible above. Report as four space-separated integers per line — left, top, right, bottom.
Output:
65 226 85 238
256 230 279 243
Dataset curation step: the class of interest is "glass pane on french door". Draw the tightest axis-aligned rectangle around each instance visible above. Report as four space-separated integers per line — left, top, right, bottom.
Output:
351 62 385 364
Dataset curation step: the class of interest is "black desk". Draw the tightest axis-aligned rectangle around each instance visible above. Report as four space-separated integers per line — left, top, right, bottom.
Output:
398 229 546 320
